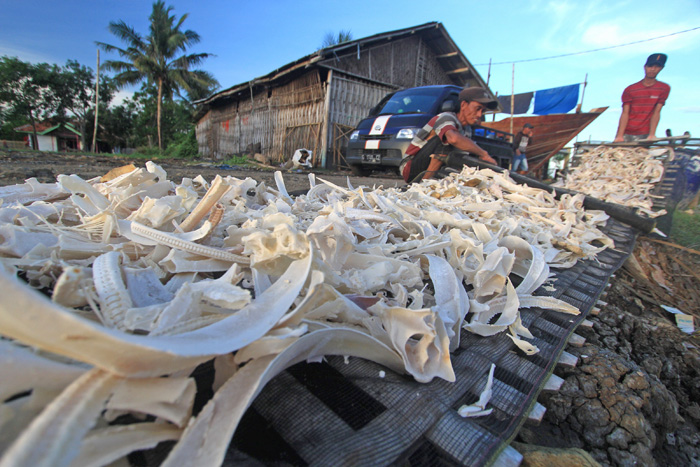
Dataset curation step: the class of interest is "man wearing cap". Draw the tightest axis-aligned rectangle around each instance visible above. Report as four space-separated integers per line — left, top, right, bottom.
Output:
401 86 498 183
614 53 670 142
511 123 534 175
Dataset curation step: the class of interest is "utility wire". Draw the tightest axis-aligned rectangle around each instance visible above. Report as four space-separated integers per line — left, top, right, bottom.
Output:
475 26 700 66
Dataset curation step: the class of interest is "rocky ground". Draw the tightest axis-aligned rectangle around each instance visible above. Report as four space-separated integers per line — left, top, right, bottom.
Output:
1 150 699 466
520 276 700 466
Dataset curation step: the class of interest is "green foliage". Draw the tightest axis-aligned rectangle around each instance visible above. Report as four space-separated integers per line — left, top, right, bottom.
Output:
0 56 119 150
96 1 219 149
0 109 28 140
670 209 700 249
133 145 163 158
165 127 198 159
58 60 116 150
321 30 353 48
0 51 206 157
0 56 63 146
223 154 253 166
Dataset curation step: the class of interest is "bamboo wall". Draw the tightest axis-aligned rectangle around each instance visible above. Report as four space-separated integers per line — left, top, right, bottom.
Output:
327 74 393 128
197 35 457 164
325 73 394 168
318 36 452 89
197 71 326 162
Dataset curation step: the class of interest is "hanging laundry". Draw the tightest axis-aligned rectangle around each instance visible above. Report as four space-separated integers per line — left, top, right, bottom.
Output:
497 92 533 114
533 84 580 115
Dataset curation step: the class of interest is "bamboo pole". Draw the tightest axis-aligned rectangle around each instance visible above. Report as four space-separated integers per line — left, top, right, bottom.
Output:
486 58 492 86
92 49 100 153
320 69 333 168
510 63 514 135
493 92 497 122
576 73 587 114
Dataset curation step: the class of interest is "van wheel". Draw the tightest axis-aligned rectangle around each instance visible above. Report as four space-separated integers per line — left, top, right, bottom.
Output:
349 165 371 176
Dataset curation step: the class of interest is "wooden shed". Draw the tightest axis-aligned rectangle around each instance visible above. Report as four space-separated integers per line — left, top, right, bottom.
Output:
194 22 495 167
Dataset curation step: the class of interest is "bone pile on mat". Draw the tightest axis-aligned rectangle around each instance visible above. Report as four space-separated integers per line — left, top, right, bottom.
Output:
553 145 671 217
0 162 613 466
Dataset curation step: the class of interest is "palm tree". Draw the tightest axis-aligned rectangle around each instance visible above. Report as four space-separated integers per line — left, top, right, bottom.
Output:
96 1 218 150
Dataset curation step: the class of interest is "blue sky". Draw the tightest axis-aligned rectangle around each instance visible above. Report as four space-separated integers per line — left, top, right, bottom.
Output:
1 0 699 143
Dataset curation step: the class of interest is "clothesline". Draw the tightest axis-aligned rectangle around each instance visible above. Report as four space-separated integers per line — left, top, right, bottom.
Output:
498 83 581 115
475 26 700 66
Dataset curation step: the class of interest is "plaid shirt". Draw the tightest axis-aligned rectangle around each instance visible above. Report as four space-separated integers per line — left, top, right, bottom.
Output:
404 112 471 158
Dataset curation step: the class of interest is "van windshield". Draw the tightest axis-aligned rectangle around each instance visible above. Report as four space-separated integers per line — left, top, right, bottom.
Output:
376 87 445 115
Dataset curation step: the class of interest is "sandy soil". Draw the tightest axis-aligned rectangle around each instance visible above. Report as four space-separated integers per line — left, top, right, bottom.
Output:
1 150 698 466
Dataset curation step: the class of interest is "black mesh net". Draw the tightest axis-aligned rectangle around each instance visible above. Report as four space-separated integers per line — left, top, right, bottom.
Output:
132 218 638 467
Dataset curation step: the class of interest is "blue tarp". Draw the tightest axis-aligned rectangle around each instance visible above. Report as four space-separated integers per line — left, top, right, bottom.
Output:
533 84 580 115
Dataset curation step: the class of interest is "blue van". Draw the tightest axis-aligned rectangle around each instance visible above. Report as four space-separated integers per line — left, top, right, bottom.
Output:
345 85 513 176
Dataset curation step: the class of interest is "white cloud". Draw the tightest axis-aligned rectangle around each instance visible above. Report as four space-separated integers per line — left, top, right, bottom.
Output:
110 89 134 107
532 0 700 64
581 23 700 56
679 107 700 113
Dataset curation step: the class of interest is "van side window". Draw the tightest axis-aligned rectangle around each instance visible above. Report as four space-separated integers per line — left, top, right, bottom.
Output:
440 94 460 113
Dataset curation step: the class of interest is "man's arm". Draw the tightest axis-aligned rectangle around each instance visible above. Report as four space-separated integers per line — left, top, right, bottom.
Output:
647 103 664 139
614 104 630 142
443 129 497 164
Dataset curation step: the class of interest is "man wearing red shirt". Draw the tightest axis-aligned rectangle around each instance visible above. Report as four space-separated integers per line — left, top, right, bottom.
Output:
614 53 670 142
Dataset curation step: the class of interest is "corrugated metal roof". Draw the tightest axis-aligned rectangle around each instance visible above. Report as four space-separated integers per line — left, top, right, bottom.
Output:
14 121 81 136
196 22 495 107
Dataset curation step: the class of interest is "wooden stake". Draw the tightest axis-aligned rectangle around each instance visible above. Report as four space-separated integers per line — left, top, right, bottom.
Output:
576 73 587 113
92 49 100 153
510 63 514 135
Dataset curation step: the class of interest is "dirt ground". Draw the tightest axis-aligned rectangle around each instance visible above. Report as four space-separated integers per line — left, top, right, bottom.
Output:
0 151 404 194
1 150 699 466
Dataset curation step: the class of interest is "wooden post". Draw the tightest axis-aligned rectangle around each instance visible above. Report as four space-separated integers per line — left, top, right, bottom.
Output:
92 49 100 153
320 69 333 169
486 58 492 86
413 40 422 87
493 91 498 122
563 147 572 173
510 63 514 135
576 73 587 114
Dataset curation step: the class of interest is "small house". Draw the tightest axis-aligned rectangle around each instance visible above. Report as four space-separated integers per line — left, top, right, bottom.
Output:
14 122 83 152
195 22 495 167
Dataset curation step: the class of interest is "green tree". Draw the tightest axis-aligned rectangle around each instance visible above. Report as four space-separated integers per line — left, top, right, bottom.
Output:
57 60 116 151
97 97 142 151
321 30 353 48
96 0 218 151
0 56 62 148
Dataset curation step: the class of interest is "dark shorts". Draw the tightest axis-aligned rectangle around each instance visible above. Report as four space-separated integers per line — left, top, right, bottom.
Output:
402 138 452 183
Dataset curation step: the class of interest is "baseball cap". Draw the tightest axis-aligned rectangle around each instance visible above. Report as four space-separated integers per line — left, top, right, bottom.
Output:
459 87 499 110
645 53 667 67
523 123 534 129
